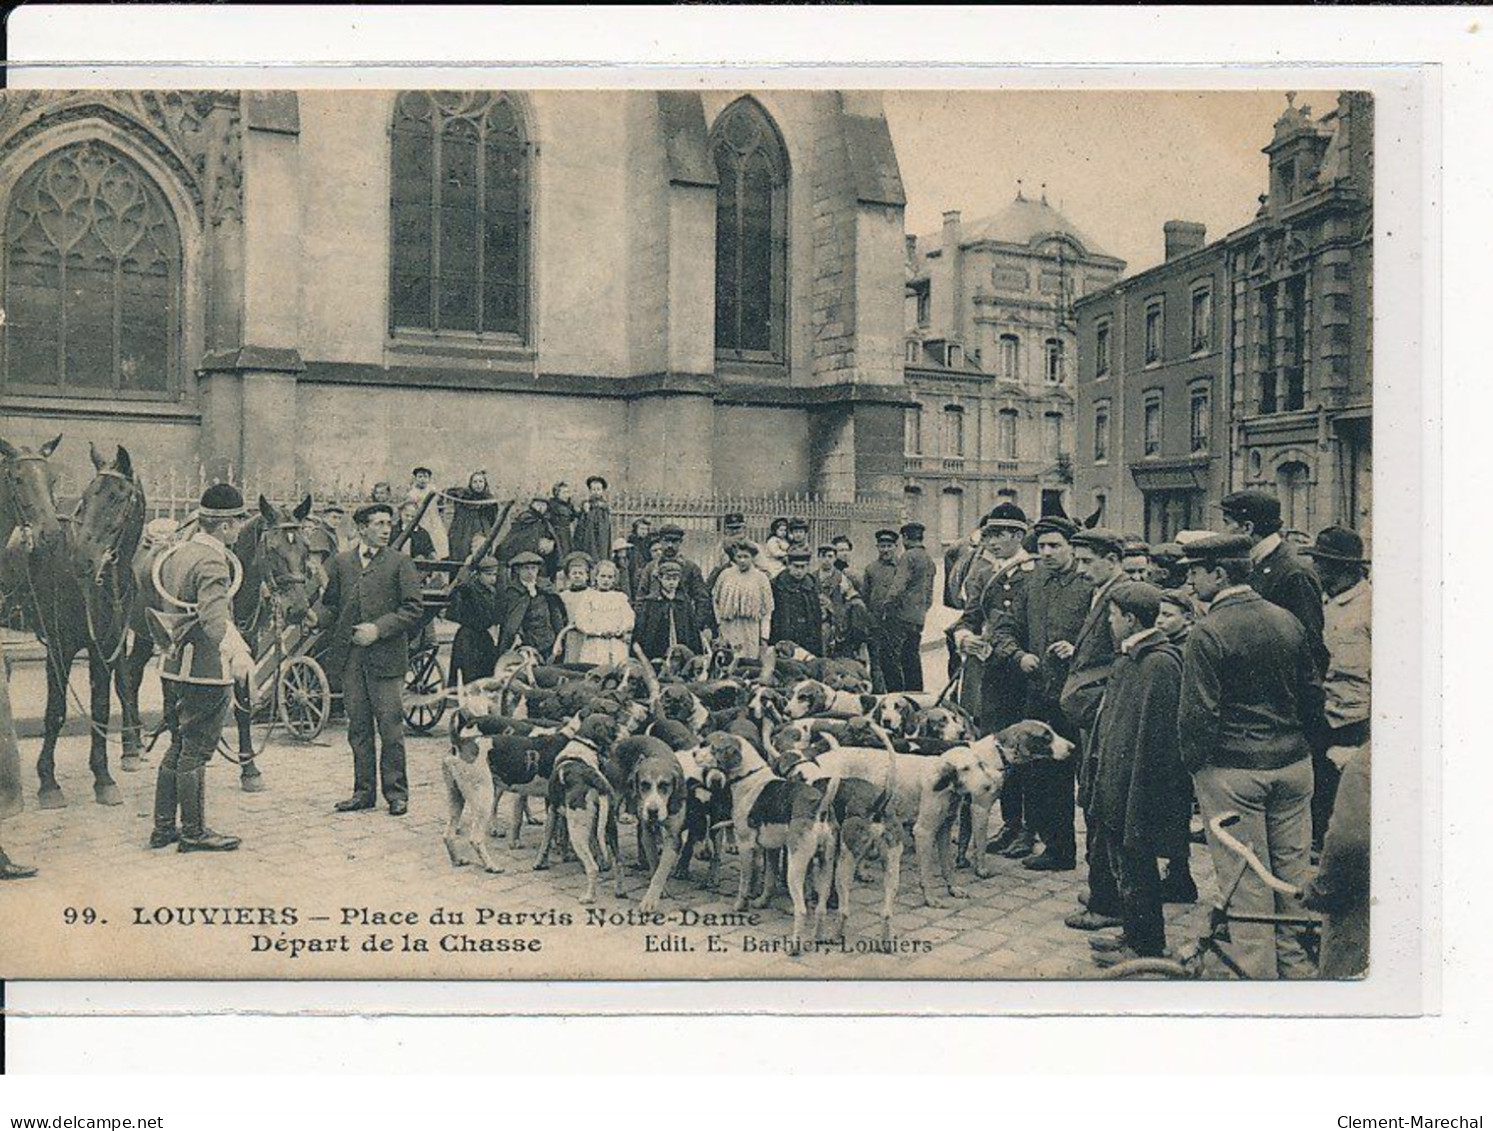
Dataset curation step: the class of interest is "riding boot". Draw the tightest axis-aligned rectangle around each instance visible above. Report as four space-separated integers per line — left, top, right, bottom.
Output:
147 765 180 849
177 767 241 853
240 757 267 793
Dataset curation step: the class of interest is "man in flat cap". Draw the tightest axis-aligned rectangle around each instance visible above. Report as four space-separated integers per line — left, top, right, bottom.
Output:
637 523 715 635
1301 526 1372 837
146 483 257 852
864 529 902 691
872 522 935 691
1219 490 1328 676
1178 533 1325 979
497 550 567 659
989 514 1093 870
1060 528 1130 923
572 475 614 565
1088 581 1191 968
317 501 424 817
770 547 824 655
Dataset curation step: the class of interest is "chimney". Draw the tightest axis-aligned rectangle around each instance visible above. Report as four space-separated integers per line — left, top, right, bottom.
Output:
1163 221 1207 261
904 233 918 263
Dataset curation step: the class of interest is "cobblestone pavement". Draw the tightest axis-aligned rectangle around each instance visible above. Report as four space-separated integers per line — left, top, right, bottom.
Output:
1 651 1218 980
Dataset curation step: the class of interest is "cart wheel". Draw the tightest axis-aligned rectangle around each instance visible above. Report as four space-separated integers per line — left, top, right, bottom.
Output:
279 655 331 740
234 675 278 758
404 647 447 734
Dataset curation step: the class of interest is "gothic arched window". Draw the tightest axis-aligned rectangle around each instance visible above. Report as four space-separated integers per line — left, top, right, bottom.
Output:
711 99 788 363
3 141 181 397
390 91 530 339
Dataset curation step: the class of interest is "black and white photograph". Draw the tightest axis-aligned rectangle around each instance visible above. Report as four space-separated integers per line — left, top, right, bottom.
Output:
0 79 1381 985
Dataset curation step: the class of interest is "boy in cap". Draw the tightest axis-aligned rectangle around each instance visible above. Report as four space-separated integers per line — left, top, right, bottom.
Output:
874 522 935 691
637 524 715 633
1088 582 1191 967
635 558 706 660
447 555 504 685
1178 533 1325 979
318 501 425 817
770 548 825 655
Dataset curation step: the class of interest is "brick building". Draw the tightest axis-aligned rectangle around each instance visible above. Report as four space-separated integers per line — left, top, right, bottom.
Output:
902 191 1125 545
1074 91 1373 545
0 89 910 502
1225 92 1374 542
1072 222 1229 541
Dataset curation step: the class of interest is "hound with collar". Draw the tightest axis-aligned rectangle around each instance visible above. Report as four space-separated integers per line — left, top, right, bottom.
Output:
628 738 727 912
534 728 623 905
785 679 882 721
693 732 839 946
796 734 1005 908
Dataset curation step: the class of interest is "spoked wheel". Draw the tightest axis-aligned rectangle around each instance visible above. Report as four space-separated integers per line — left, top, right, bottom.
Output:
1100 956 1196 980
279 655 331 741
404 647 447 734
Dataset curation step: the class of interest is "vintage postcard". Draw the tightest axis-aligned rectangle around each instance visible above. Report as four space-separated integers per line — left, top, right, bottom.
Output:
0 75 1414 994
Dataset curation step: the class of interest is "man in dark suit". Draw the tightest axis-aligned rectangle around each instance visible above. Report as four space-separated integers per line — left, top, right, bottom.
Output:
990 515 1093 871
1060 529 1127 927
875 522 935 692
1219 491 1328 674
316 502 423 816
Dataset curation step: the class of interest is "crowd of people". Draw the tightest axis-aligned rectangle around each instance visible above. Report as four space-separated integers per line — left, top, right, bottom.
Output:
2 458 1369 979
944 490 1371 977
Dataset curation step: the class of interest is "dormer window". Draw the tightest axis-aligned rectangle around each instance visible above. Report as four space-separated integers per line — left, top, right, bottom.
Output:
946 343 963 369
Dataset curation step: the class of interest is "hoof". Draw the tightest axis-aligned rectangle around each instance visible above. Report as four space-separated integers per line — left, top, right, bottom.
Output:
240 776 268 794
38 789 66 810
533 862 550 872
94 782 124 807
120 754 144 773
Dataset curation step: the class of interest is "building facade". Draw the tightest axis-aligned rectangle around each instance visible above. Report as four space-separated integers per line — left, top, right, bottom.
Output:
1074 91 1373 546
0 89 911 503
1225 92 1374 543
902 192 1125 544
1073 222 1229 542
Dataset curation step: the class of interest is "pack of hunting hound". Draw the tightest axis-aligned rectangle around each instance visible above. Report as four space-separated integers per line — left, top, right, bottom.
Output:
442 640 1073 947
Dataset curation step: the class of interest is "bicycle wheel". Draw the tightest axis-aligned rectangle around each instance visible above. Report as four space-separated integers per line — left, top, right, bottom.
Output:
279 655 331 740
404 647 447 734
1100 956 1195 981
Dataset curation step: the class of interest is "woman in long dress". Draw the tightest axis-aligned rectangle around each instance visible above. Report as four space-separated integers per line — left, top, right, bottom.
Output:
567 559 636 667
712 541 775 658
445 470 500 556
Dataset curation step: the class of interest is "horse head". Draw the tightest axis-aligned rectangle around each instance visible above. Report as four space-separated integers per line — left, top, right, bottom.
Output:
71 442 146 587
247 494 314 624
0 435 65 553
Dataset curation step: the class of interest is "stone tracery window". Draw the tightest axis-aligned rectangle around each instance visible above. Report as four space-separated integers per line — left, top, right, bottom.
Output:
390 91 530 338
711 98 788 362
3 141 181 398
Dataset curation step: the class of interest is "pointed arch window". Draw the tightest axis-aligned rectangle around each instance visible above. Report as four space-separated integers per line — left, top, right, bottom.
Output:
711 99 788 363
3 141 181 398
390 91 530 339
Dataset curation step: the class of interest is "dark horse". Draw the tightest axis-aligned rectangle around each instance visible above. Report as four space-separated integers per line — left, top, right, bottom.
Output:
123 493 314 790
0 437 143 808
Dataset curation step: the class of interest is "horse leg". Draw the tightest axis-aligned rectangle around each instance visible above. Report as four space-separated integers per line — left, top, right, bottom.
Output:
36 651 68 809
116 640 147 771
235 695 266 792
88 652 121 806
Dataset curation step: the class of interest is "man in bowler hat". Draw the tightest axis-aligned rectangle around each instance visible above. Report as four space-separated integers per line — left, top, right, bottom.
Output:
317 502 424 816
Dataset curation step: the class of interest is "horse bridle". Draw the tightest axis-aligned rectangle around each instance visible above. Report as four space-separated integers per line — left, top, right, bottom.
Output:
2 452 57 541
71 468 144 586
246 519 310 637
